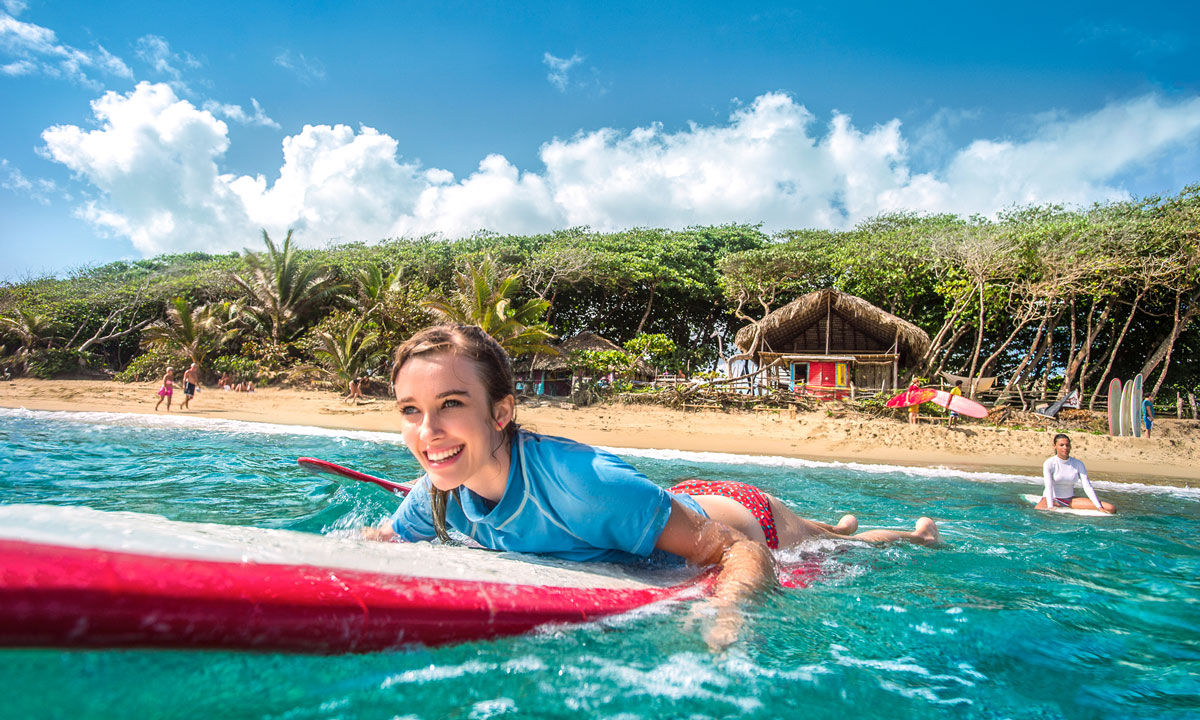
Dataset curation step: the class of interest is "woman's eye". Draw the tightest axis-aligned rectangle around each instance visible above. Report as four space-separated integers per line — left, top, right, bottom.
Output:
442 398 463 409
400 405 419 416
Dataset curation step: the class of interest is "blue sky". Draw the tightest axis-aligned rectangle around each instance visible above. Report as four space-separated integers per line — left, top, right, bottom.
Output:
2 0 1198 280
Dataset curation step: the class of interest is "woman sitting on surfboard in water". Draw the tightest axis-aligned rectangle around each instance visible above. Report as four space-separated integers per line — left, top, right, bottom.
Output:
365 324 939 648
1036 434 1114 513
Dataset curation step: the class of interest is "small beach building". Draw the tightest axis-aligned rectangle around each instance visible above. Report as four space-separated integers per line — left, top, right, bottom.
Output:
513 332 651 397
732 288 930 399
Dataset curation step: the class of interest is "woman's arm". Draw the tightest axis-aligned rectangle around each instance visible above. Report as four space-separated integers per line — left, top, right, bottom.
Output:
654 498 774 650
1042 459 1057 508
1075 461 1105 511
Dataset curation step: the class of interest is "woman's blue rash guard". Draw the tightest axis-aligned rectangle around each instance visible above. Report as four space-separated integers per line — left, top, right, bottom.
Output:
389 429 706 563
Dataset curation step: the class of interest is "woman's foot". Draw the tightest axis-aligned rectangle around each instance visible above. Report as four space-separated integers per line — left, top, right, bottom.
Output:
913 517 940 545
833 514 858 535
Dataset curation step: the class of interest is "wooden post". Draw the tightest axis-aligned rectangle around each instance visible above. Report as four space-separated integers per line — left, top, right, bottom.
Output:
1190 393 1197 420
1179 392 1184 419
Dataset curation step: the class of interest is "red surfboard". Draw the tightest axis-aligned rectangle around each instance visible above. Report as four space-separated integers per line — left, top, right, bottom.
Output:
0 504 819 653
885 388 936 408
298 457 411 495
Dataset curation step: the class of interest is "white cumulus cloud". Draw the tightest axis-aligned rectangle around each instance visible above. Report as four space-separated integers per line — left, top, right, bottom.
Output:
36 83 1200 258
0 12 131 87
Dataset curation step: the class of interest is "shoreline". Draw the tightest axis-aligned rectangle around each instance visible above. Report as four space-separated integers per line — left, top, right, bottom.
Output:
1 379 1197 487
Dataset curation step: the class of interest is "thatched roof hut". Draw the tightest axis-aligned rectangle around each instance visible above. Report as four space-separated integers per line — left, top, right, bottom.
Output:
734 289 929 360
521 332 621 371
513 332 653 397
732 289 931 393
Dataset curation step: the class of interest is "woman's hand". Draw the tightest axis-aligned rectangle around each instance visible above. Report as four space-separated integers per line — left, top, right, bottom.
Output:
655 499 775 651
361 524 395 542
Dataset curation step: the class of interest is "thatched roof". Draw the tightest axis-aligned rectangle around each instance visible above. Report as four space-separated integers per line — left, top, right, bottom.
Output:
733 289 930 363
517 332 640 372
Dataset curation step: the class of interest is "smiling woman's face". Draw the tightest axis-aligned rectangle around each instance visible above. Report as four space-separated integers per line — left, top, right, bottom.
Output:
1054 436 1071 460
393 352 510 493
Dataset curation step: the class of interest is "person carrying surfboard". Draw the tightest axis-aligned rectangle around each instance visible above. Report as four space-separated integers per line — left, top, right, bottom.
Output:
365 324 940 650
907 379 921 425
947 380 963 428
1036 434 1115 513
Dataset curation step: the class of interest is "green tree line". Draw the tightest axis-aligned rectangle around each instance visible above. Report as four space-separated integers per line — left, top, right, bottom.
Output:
2 184 1197 403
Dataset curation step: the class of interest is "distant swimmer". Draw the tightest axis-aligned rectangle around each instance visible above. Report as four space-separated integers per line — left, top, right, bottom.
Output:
1036 434 1114 513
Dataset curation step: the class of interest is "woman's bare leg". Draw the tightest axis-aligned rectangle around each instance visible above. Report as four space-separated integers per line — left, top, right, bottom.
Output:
690 494 940 549
1069 497 1116 513
769 495 939 547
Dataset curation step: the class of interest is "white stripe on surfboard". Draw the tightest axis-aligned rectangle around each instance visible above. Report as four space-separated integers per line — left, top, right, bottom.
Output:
0 504 697 590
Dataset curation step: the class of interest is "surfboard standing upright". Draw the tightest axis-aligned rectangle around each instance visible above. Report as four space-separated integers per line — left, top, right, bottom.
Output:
1119 379 1133 436
1107 378 1122 436
1130 374 1144 438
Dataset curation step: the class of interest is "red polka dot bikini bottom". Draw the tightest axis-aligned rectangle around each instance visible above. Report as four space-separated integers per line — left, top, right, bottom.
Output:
667 479 780 549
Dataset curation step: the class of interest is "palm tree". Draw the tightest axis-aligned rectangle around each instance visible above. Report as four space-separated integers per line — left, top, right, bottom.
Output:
0 308 60 372
141 297 238 367
232 229 348 343
422 256 558 356
311 316 384 386
350 265 402 317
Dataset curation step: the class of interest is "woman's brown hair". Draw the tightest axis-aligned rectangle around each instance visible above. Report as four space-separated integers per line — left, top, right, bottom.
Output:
391 324 519 542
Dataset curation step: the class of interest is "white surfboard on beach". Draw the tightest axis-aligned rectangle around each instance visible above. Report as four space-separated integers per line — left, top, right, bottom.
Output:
1021 494 1112 517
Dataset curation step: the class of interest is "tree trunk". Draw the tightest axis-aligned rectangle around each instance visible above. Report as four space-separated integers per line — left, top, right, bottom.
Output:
1058 297 1078 398
1035 322 1056 400
965 282 985 385
920 288 973 376
1088 290 1145 410
1145 289 1200 397
993 310 1055 405
931 324 971 379
635 283 657 336
1069 298 1112 399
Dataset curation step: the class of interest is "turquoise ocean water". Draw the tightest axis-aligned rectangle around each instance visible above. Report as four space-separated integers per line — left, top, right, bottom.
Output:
1 407 1198 719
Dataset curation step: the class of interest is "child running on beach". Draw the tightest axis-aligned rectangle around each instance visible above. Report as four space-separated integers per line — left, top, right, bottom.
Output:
365 324 940 649
155 367 174 412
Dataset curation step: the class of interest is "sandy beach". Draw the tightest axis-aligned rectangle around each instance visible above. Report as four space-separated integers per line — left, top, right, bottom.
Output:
2 378 1197 486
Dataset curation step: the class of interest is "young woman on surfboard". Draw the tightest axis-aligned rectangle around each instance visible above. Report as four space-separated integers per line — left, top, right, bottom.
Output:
1036 434 1114 513
364 325 939 649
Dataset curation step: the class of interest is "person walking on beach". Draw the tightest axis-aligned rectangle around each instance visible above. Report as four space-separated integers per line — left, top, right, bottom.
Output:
947 379 964 428
1143 396 1155 438
907 380 921 425
364 324 940 650
155 367 175 412
1036 434 1114 513
180 363 200 410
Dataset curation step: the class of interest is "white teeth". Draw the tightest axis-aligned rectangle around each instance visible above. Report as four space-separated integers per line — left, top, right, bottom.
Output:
427 445 463 462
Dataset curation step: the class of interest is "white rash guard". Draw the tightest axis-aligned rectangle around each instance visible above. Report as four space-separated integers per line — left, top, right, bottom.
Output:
1042 456 1103 510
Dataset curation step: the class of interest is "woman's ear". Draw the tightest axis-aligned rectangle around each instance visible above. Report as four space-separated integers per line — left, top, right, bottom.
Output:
493 394 516 430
